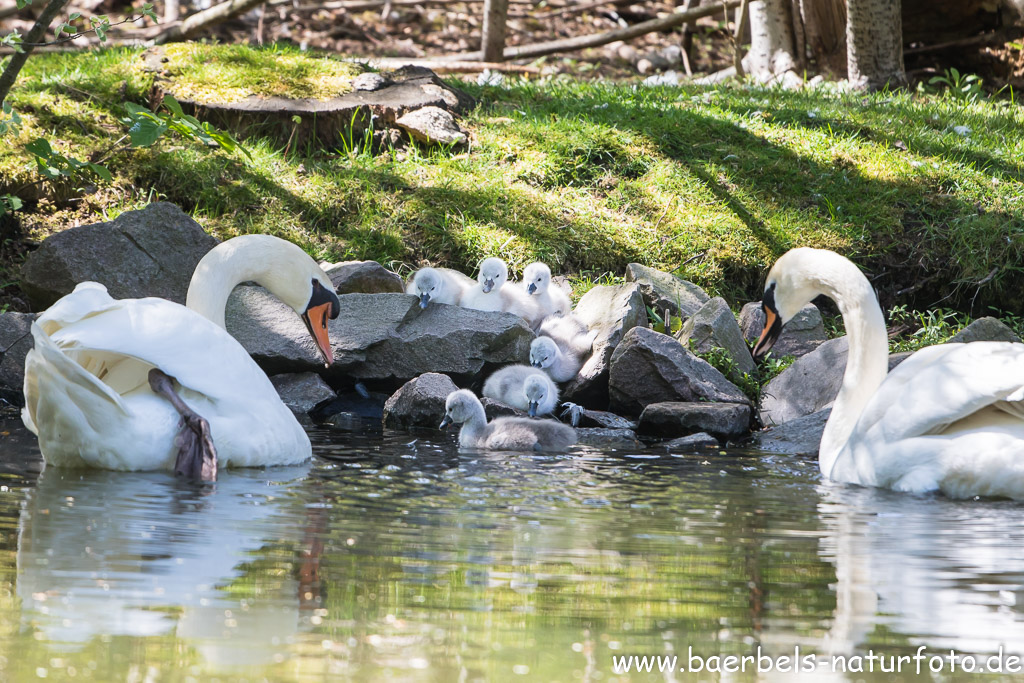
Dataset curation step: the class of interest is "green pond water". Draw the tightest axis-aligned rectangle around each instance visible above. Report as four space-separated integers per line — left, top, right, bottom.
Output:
2 417 1024 682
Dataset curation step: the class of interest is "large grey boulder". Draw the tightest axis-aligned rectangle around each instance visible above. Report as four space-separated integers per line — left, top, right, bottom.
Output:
227 289 534 381
638 402 752 440
759 336 910 426
749 408 831 458
21 202 217 310
382 372 458 429
677 296 756 380
270 372 336 413
0 312 34 405
625 263 709 321
561 283 647 407
738 302 826 358
947 317 1021 344
609 326 749 417
324 260 404 294
759 336 847 427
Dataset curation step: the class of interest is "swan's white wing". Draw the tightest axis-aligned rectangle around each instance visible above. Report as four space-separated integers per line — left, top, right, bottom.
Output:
840 342 1024 494
46 294 277 403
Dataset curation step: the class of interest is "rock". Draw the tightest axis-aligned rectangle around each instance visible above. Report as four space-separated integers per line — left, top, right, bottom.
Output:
21 202 218 310
481 397 528 420
636 58 655 75
660 432 719 452
642 71 682 87
323 260 404 294
608 327 749 417
352 72 391 91
576 427 642 449
382 372 458 429
574 408 637 430
662 44 683 66
395 106 467 146
638 402 752 440
759 336 847 427
227 289 534 382
640 51 669 70
561 283 647 407
738 302 826 358
758 337 909 427
677 297 756 380
624 263 709 321
0 312 34 405
947 317 1021 344
749 408 831 458
270 372 336 413
617 44 639 64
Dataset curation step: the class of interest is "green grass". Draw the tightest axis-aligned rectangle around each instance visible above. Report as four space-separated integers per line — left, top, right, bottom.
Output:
2 45 1024 313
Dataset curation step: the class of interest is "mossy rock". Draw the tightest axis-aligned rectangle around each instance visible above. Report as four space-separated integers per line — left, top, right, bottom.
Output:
140 44 474 149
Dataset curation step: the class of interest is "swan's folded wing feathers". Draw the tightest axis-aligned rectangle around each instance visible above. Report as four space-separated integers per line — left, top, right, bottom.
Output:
857 342 1024 444
46 297 277 405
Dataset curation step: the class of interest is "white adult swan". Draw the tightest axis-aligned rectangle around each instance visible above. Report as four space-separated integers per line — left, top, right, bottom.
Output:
22 234 340 480
752 248 1024 499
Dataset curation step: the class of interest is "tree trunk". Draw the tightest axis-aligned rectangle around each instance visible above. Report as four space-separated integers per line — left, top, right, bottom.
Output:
480 0 509 62
746 0 800 86
846 0 906 91
795 0 845 76
164 0 180 23
0 0 69 106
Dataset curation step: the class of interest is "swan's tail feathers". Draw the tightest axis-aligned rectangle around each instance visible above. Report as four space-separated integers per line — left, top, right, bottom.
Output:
22 322 130 436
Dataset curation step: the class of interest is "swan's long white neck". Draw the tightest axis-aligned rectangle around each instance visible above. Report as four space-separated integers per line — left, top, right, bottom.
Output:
813 260 889 476
186 235 316 329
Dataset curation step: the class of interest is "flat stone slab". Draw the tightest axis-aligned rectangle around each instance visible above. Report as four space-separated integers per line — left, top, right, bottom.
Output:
638 401 751 440
660 432 719 452
748 408 831 458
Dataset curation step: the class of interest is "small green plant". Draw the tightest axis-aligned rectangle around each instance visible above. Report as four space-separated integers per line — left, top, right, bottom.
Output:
695 345 760 400
122 94 250 159
887 305 966 353
928 68 985 102
25 137 112 183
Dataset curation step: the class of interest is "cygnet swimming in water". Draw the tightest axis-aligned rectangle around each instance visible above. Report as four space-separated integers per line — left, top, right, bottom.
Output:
482 364 560 417
406 267 476 308
461 257 541 325
522 262 572 319
440 389 576 451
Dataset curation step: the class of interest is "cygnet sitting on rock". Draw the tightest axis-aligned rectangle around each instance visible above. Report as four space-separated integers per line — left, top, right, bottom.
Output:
522 262 572 319
440 389 576 451
406 267 476 308
539 313 597 358
461 257 541 325
483 364 559 417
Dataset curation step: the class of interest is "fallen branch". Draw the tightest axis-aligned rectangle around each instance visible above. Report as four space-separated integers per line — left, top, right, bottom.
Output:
543 0 628 19
361 57 540 73
446 0 749 62
152 0 268 44
903 30 1009 56
289 0 543 9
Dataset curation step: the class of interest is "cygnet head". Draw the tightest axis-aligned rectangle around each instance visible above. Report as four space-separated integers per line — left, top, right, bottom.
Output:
530 336 558 370
411 268 442 309
440 389 479 428
524 375 551 417
478 257 508 294
523 262 552 296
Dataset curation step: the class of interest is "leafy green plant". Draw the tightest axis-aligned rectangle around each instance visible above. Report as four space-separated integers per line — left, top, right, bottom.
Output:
887 305 966 353
25 137 111 183
928 68 985 102
122 94 250 159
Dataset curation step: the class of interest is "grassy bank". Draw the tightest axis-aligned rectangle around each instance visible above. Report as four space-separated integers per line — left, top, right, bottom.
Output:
1 46 1023 315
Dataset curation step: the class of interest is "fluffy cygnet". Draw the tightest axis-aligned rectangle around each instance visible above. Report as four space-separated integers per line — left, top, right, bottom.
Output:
483 364 560 417
406 267 475 308
522 262 572 319
440 389 576 451
461 257 541 326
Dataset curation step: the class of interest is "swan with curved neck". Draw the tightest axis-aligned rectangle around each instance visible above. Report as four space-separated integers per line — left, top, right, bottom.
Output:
753 248 1024 499
22 234 340 480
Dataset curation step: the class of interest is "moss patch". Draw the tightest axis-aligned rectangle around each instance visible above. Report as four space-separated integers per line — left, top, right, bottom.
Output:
153 43 364 103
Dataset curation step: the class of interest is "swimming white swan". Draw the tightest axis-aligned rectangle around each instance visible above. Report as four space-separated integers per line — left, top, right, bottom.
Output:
22 234 340 480
461 257 541 325
752 247 1024 499
440 389 576 451
406 267 475 308
522 262 572 319
482 364 559 416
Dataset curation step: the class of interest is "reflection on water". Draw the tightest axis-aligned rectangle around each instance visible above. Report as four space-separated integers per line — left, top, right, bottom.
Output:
1 417 1024 681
